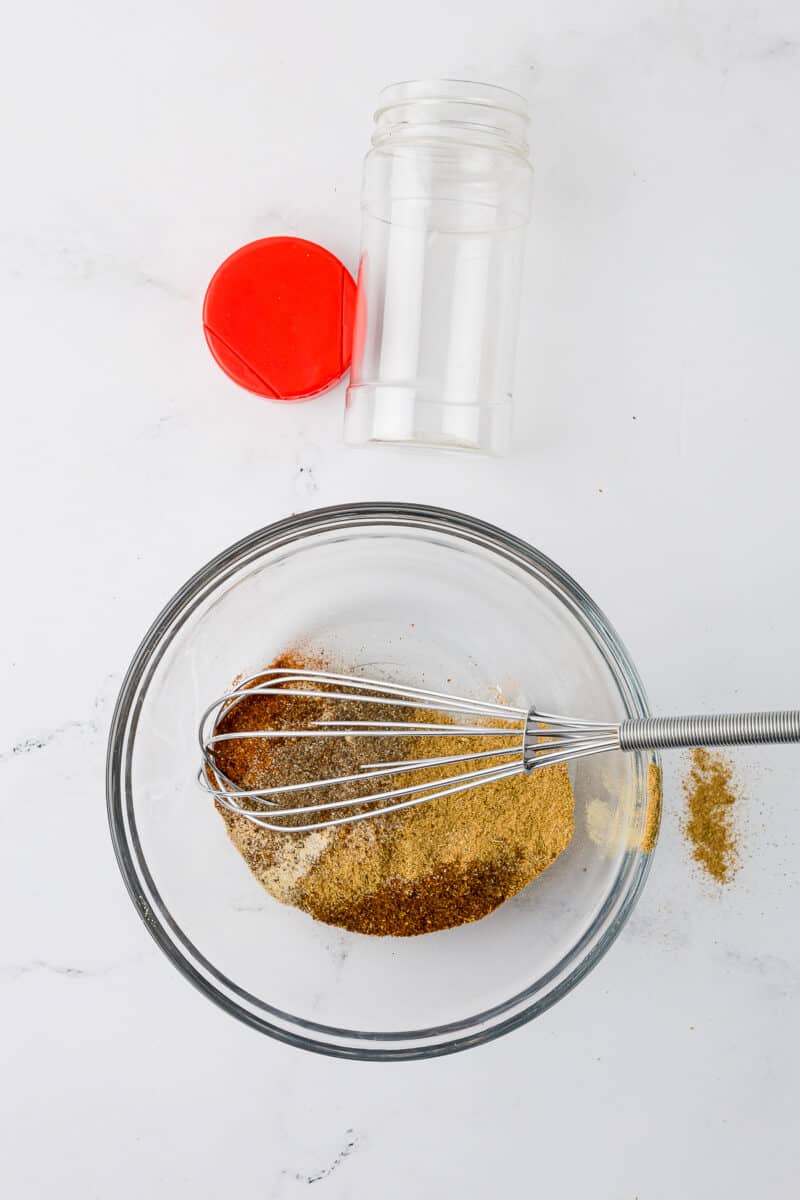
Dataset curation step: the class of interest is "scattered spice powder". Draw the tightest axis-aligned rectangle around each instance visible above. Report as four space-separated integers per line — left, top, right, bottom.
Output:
682 748 740 883
211 652 576 936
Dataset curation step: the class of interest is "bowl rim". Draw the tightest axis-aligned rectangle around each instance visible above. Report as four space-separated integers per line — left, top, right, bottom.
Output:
106 502 655 1060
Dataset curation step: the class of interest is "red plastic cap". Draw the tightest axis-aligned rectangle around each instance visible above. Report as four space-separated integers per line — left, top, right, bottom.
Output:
203 237 356 401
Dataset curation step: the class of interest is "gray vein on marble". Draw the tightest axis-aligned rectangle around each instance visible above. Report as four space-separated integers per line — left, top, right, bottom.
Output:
295 463 320 495
278 1130 359 1188
757 37 798 59
1 235 193 302
0 676 116 767
0 715 100 764
0 962 93 984
627 903 800 994
0 954 146 986
719 946 800 994
253 208 303 237
294 432 323 498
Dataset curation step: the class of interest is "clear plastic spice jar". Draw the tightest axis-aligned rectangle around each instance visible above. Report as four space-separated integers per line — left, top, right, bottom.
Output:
345 79 534 455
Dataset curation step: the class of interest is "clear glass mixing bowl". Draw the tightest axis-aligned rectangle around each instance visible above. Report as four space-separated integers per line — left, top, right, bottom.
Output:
107 503 658 1059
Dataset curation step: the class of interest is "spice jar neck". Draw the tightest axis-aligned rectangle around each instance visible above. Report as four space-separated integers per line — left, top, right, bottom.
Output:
372 79 531 160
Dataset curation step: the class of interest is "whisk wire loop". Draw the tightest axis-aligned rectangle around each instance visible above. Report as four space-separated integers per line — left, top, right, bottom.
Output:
199 669 800 832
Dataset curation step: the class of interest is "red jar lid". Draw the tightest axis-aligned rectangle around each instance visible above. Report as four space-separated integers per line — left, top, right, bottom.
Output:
203 237 356 401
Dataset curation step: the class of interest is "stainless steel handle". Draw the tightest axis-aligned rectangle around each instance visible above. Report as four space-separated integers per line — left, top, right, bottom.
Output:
619 711 800 752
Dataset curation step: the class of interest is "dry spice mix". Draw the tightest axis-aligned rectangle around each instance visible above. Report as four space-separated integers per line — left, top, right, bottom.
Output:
211 653 576 935
682 747 740 883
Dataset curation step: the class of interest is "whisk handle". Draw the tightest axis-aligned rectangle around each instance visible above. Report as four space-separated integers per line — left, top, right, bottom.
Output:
619 711 800 752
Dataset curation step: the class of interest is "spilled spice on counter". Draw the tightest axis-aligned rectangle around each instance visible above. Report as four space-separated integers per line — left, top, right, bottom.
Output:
211 652 575 936
682 748 740 883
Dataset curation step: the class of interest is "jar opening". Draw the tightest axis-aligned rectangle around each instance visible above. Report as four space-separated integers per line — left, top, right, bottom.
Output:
373 79 530 158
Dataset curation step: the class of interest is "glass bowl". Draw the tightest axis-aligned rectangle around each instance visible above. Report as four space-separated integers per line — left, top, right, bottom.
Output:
107 503 657 1059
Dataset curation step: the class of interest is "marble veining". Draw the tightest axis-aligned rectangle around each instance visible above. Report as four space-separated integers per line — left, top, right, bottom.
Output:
276 1131 359 1190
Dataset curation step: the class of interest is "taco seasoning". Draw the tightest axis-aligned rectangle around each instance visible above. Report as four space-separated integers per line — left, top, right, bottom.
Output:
210 653 575 936
683 748 740 883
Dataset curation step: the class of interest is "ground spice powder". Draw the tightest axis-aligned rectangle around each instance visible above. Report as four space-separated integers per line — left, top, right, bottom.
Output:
212 653 576 936
641 762 663 854
683 748 740 883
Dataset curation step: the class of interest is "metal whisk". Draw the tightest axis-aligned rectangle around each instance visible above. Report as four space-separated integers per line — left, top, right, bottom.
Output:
199 668 800 832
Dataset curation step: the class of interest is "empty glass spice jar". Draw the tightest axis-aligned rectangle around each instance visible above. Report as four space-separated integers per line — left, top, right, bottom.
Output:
345 79 534 455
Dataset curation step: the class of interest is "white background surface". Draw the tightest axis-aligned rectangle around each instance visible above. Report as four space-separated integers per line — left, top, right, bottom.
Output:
2 0 800 1195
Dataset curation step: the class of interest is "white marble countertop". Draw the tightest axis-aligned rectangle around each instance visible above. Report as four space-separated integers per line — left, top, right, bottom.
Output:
3 1 800 1194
